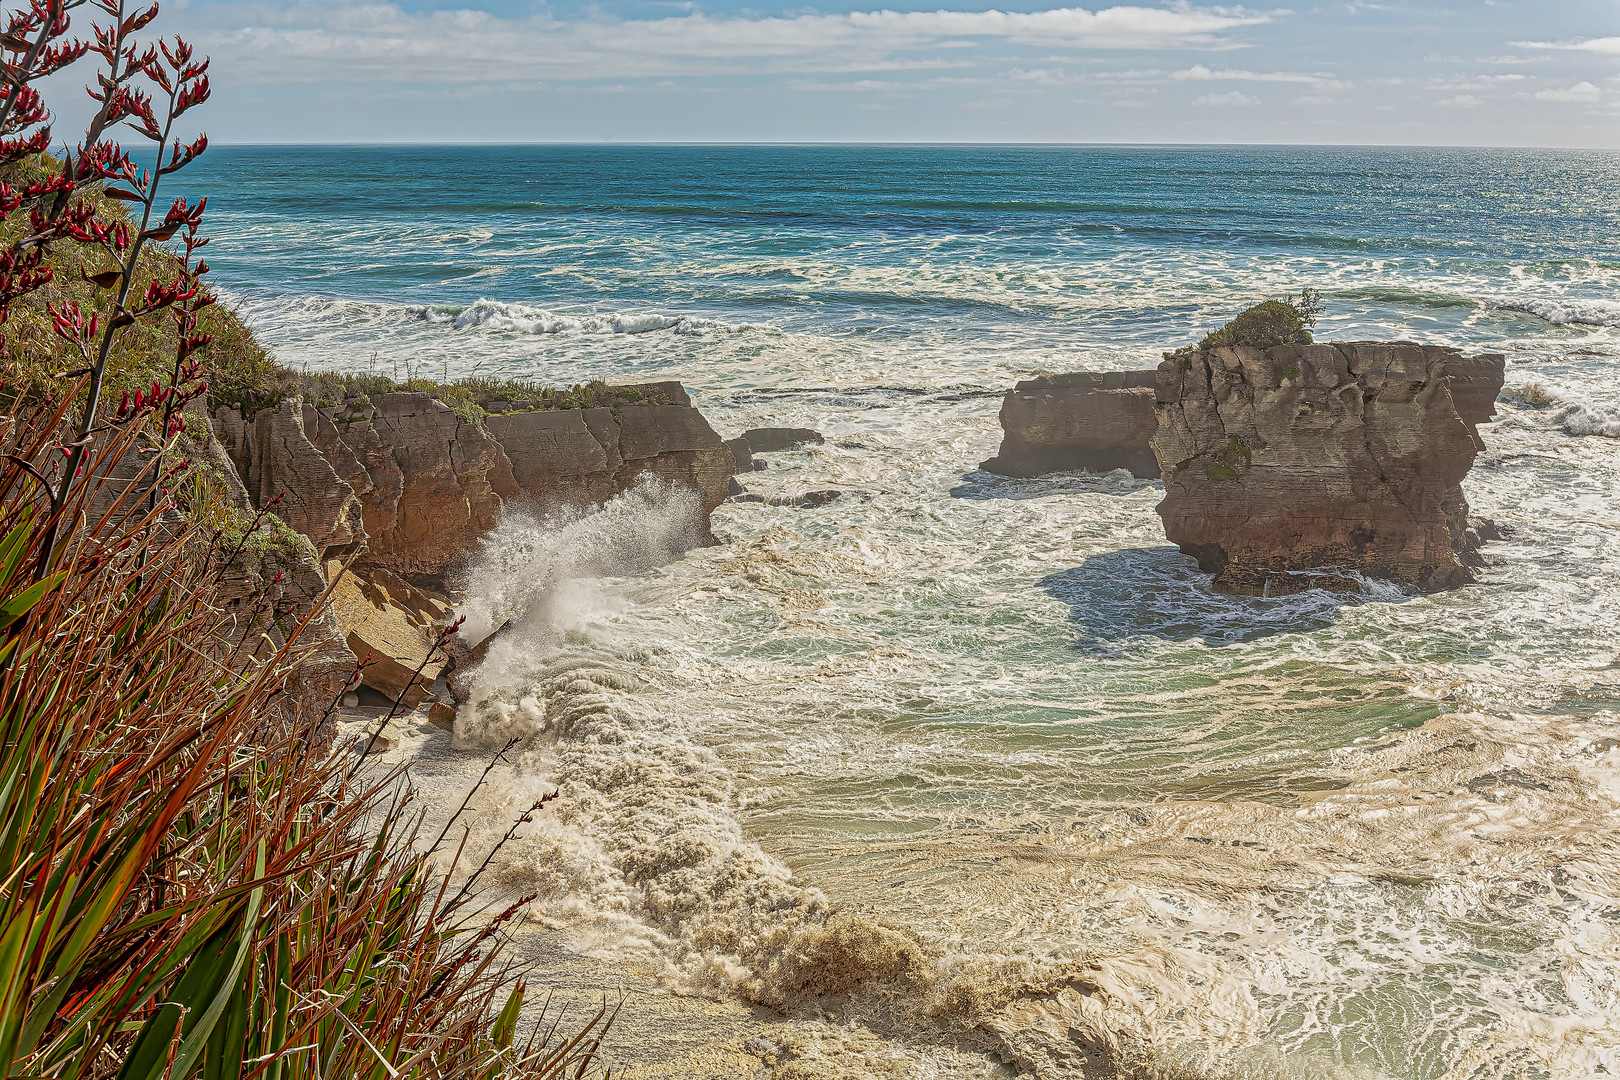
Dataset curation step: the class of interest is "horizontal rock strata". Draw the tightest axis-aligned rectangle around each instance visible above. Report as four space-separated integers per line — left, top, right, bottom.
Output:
1150 342 1504 595
981 370 1160 478
485 388 733 538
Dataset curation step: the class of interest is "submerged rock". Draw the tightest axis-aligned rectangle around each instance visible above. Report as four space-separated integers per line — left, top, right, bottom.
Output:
731 489 844 508
1150 342 1505 595
980 370 1160 478
740 427 824 452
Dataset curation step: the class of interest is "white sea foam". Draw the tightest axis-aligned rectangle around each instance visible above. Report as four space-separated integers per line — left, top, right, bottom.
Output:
1500 297 1620 328
409 298 759 337
1506 380 1620 438
452 475 705 647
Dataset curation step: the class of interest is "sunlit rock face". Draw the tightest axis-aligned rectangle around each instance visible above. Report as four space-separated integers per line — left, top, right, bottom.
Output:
1150 342 1504 595
981 370 1161 479
485 382 733 542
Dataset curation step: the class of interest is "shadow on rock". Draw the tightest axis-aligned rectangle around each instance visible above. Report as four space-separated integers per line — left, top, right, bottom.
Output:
1040 546 1416 650
950 468 1159 502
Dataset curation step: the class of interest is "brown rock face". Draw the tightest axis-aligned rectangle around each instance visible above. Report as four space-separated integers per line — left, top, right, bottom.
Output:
981 371 1160 478
1150 342 1504 595
217 393 507 582
485 394 733 537
327 561 452 707
328 393 506 582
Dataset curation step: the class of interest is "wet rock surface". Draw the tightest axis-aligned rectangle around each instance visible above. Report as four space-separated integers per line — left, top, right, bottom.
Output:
739 427 824 452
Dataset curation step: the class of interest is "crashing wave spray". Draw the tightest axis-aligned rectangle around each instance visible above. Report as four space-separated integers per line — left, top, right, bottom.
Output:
456 474 704 645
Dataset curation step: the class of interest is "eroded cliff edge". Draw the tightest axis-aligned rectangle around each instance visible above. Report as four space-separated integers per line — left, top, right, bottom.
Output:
1150 342 1504 595
206 381 733 709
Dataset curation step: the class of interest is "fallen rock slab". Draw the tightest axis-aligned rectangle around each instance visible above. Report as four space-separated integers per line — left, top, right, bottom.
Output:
328 562 446 707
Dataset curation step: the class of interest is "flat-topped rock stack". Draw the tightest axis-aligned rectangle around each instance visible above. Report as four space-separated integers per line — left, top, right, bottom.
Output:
980 370 1160 479
1150 342 1504 595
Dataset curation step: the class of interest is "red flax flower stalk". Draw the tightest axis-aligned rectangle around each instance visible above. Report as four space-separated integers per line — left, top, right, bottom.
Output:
0 0 613 1076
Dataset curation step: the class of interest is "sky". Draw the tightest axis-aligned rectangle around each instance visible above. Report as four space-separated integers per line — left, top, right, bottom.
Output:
128 0 1620 144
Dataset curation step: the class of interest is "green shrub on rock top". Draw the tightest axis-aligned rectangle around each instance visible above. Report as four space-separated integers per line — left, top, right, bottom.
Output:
1166 289 1325 361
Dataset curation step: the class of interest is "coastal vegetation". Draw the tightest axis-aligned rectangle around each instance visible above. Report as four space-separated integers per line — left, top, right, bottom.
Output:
232 371 673 424
1166 288 1325 364
0 2 607 1076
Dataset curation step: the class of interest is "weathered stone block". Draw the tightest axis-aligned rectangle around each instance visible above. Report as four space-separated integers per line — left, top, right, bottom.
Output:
981 370 1159 478
1150 341 1503 595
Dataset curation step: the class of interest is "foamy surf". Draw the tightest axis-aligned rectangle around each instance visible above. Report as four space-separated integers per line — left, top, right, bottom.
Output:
409 298 761 338
1501 381 1620 438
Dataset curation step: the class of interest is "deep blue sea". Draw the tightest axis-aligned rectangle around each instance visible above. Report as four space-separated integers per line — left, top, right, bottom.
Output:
190 146 1620 1079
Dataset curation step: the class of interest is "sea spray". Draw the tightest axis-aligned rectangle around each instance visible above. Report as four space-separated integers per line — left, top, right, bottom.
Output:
455 475 705 649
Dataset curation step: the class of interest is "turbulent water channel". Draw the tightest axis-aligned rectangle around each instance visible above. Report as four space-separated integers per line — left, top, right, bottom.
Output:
201 146 1620 1078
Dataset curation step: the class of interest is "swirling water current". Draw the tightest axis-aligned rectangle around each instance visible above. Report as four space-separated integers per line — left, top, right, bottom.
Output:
192 145 1620 1078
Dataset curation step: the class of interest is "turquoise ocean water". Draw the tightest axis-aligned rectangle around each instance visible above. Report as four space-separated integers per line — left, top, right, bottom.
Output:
192 146 1620 1078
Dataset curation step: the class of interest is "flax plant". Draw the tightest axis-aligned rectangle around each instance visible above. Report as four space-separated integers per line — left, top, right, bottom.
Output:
0 1 611 1076
0 405 610 1078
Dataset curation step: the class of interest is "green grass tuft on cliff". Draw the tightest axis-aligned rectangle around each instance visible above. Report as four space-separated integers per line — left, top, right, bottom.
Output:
276 371 673 424
0 158 284 412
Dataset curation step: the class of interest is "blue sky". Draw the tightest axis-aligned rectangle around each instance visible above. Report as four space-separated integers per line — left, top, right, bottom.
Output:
152 1 1620 144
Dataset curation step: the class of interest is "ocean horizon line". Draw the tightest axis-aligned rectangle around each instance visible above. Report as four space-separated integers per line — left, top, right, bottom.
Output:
200 139 1620 153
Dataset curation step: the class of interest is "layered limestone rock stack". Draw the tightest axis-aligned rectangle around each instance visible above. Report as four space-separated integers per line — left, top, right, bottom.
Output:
981 371 1160 478
1150 342 1504 595
483 381 733 537
217 393 505 583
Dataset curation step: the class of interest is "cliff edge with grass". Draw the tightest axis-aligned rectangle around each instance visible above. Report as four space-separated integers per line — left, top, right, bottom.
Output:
203 373 735 708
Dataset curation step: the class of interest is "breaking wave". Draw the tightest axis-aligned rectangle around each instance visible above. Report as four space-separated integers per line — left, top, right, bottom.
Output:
454 475 705 647
408 298 760 337
1498 297 1620 328
1506 381 1620 438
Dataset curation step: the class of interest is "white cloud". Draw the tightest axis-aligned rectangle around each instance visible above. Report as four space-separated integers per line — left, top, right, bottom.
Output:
1513 36 1620 55
1172 63 1348 88
1438 94 1480 108
1191 90 1260 106
1426 73 1527 91
1533 81 1602 103
172 1 1279 84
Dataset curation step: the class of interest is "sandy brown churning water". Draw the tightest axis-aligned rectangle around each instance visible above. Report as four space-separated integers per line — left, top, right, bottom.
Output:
365 372 1620 1080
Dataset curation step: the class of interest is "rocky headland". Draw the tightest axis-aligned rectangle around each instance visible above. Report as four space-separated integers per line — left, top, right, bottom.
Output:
198 381 735 718
980 370 1160 478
